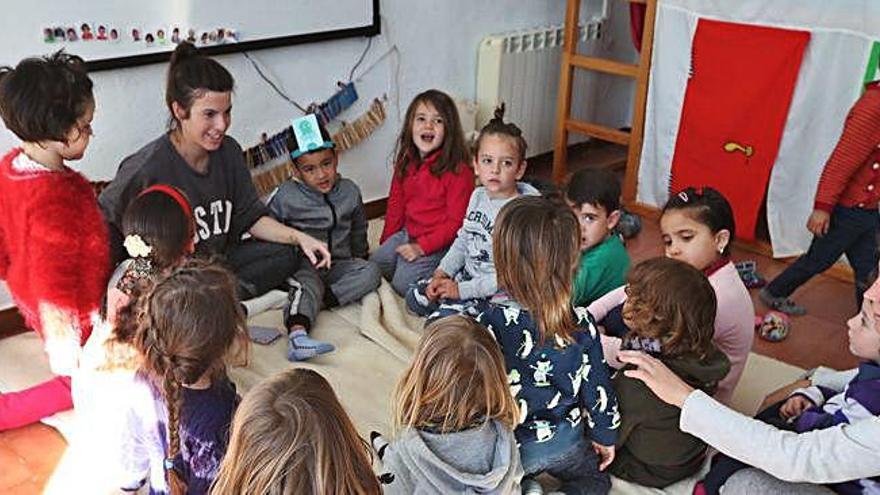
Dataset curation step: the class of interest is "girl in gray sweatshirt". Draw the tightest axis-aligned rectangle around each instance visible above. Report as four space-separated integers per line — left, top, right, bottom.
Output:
373 315 523 494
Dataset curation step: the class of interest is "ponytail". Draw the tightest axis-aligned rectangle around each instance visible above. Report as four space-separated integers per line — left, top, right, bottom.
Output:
474 103 528 161
165 42 234 130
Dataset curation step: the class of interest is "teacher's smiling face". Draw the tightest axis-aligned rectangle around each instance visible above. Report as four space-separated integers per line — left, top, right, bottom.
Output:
172 90 232 152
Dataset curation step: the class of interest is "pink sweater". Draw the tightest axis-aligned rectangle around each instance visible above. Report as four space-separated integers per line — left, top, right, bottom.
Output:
589 261 754 405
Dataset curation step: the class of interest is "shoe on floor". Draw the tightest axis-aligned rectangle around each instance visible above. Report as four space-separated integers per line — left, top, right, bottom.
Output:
759 287 806 316
287 329 335 361
522 478 544 495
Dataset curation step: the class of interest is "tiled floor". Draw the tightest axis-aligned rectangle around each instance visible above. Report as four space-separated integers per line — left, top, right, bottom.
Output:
0 423 66 494
0 152 861 493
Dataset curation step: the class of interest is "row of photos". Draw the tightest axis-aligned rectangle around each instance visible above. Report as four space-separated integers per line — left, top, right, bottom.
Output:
43 25 237 46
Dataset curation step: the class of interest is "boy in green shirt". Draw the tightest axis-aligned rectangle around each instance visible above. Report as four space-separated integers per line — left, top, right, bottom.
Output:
565 168 630 306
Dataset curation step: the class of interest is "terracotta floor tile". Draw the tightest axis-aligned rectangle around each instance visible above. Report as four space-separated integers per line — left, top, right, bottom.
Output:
794 277 859 323
2 423 66 474
0 444 32 489
2 480 43 495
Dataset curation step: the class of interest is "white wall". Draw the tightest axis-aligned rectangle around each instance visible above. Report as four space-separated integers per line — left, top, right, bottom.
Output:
0 0 636 202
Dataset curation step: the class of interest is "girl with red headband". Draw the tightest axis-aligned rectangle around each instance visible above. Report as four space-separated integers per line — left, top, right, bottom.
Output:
105 184 195 325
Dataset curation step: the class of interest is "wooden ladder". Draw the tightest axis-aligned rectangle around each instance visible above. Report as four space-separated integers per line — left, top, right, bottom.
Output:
552 0 657 205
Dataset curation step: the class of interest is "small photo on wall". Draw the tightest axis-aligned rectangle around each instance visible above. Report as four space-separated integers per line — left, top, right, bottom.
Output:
109 28 119 42
81 23 94 41
171 27 181 44
144 32 155 45
65 27 78 42
96 25 108 40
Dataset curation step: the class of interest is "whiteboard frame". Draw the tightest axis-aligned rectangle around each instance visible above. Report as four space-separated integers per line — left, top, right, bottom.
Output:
85 0 380 72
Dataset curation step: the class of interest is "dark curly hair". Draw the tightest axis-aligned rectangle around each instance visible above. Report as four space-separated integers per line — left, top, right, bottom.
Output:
623 257 717 360
0 51 93 143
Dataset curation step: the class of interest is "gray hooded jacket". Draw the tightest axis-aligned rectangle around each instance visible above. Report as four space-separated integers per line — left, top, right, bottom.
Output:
381 419 523 494
267 176 368 259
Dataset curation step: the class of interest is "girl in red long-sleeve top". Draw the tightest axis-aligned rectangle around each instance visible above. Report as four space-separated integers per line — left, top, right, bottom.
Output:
370 89 474 295
761 83 880 316
0 51 109 430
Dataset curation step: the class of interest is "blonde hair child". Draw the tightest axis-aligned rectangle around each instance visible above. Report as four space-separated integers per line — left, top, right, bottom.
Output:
212 368 381 495
371 315 522 494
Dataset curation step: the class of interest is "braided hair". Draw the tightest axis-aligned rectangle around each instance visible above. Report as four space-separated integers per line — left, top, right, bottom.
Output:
128 258 248 494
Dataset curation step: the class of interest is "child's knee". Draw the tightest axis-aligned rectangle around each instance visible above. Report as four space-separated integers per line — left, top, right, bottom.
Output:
391 274 411 297
362 261 382 291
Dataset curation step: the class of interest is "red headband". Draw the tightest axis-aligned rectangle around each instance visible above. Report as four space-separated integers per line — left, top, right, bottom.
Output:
138 184 193 220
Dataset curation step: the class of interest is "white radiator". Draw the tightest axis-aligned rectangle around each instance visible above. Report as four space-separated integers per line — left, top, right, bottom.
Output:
476 19 607 157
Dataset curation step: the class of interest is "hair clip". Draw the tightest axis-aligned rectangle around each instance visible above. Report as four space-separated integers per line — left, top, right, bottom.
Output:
677 191 689 202
163 457 175 471
124 234 153 258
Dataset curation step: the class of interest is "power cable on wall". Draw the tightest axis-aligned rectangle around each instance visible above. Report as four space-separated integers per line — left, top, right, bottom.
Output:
242 50 309 113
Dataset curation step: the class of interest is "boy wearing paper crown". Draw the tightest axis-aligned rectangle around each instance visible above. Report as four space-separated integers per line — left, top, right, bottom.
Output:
267 114 381 361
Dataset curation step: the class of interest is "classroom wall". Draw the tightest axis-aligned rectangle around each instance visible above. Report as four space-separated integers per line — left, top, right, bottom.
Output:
0 0 637 203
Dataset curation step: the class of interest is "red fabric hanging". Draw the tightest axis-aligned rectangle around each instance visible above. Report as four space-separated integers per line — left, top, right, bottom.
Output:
669 19 809 240
630 3 647 52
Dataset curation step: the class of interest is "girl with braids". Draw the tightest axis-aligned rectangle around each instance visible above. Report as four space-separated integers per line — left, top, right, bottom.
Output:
212 368 382 495
69 185 195 489
405 104 539 317
118 258 247 494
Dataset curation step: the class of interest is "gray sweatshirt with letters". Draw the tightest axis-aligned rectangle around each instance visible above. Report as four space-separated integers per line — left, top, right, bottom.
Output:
437 182 539 300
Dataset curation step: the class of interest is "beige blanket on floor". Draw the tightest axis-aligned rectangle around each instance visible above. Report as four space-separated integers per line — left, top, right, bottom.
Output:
1 284 805 494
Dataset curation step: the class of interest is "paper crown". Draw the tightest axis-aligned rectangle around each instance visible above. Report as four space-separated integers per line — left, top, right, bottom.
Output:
290 114 335 159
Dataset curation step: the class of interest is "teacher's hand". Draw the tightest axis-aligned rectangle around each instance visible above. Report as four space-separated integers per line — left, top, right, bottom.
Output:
296 231 331 269
618 350 694 408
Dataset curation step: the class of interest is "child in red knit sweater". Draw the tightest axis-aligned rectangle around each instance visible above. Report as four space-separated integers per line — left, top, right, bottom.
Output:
0 51 109 430
370 89 474 296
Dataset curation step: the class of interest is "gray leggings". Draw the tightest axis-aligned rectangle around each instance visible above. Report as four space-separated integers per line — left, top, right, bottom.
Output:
284 258 381 329
369 230 446 296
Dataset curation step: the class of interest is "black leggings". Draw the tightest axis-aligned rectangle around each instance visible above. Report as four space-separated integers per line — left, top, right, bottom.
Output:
226 239 301 300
